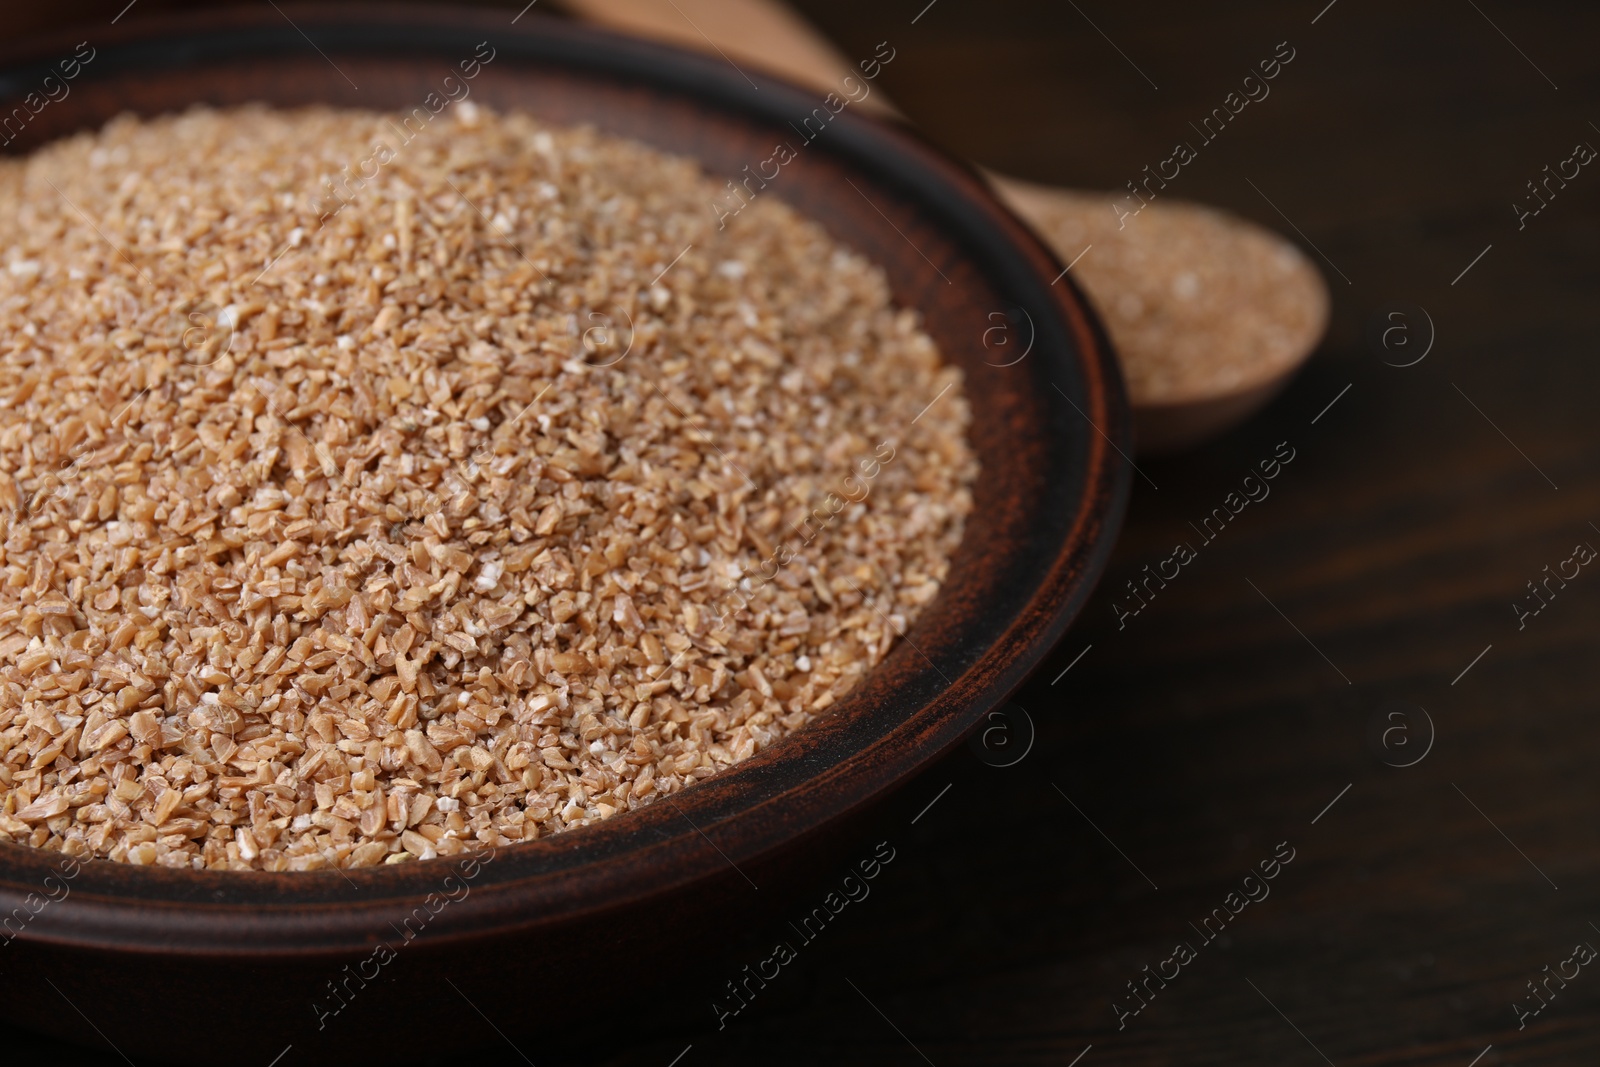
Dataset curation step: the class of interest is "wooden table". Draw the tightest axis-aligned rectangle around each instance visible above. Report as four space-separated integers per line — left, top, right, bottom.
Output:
8 1 1598 1064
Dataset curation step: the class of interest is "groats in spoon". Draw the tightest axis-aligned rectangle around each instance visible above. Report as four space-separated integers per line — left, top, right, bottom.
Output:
993 179 1329 453
556 0 1330 454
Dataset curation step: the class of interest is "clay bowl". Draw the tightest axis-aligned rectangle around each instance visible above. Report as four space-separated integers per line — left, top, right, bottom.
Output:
0 6 1128 1063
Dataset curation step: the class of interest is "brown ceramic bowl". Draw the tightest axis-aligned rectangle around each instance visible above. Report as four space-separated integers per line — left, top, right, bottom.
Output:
0 5 1128 1063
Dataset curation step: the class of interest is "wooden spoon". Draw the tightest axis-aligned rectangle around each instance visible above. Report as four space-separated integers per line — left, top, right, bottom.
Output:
556 0 1330 454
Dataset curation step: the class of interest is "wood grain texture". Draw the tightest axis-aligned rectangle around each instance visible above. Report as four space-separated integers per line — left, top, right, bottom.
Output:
5 0 1600 1065
567 2 1599 1065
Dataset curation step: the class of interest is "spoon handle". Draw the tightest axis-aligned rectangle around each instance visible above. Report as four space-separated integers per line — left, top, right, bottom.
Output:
555 0 898 115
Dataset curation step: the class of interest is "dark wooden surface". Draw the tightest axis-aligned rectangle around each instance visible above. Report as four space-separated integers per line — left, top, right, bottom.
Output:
7 1 1600 1065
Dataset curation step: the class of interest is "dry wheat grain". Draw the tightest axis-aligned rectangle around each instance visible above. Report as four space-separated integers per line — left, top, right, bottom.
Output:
997 182 1328 405
0 105 975 871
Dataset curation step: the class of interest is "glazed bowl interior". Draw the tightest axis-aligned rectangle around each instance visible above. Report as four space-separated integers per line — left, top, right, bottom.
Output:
0 5 1128 952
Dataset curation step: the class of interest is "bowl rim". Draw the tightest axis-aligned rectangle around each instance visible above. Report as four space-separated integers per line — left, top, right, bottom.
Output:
0 2 1131 956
